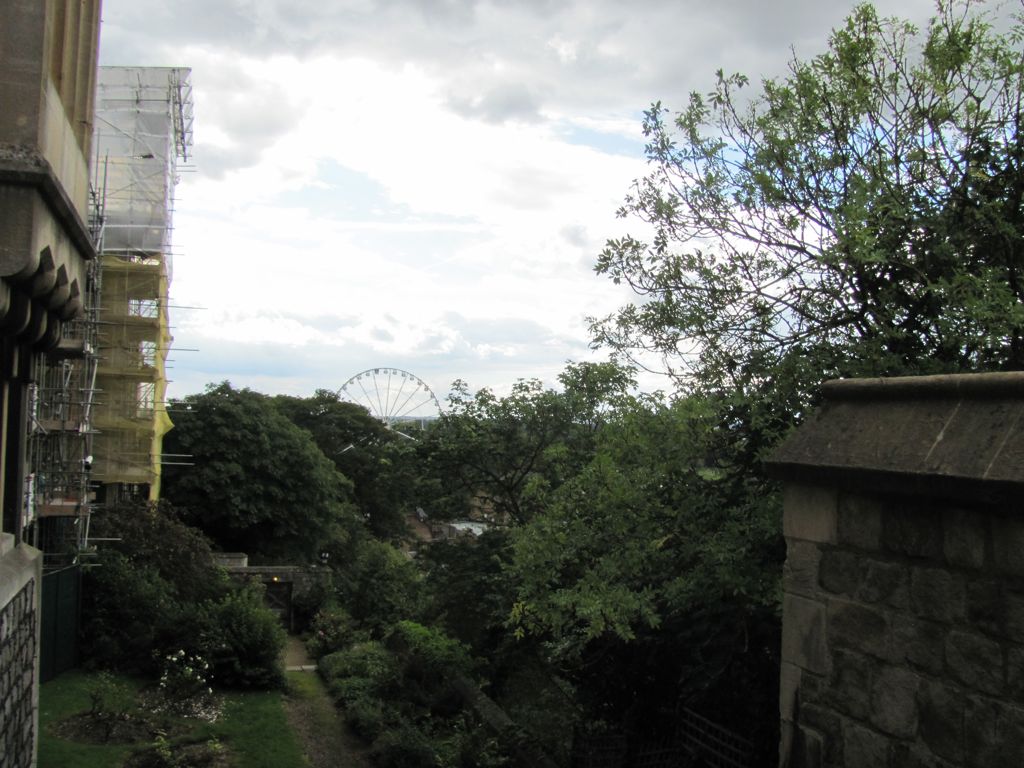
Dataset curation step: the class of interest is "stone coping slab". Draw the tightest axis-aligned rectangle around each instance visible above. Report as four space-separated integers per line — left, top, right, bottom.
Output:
766 372 1024 502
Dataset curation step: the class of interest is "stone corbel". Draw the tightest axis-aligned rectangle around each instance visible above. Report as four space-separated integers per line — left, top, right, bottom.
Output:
0 291 32 336
23 299 49 345
29 246 57 297
35 307 63 350
45 265 71 310
0 279 11 322
58 280 82 321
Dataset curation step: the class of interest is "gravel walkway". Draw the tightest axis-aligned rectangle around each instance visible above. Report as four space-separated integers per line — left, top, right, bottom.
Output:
282 638 371 768
284 635 317 671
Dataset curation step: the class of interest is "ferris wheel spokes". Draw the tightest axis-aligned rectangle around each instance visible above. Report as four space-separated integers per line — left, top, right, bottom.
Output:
338 368 441 427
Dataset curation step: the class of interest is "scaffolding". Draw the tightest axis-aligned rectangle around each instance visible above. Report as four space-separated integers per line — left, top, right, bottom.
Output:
91 67 192 503
23 67 193 562
24 184 103 567
25 273 102 565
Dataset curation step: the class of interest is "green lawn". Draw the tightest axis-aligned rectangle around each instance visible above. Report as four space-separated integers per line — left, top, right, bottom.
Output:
215 689 308 768
38 670 308 768
38 671 141 768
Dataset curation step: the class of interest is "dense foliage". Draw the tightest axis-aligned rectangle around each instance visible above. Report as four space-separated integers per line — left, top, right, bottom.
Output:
317 622 504 768
418 530 517 660
162 383 358 562
149 362 782 757
82 503 285 689
273 390 419 540
593 0 1024 453
419 362 635 524
202 581 287 689
509 396 782 743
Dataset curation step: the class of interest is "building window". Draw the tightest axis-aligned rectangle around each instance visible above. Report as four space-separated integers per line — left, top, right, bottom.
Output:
127 299 159 319
139 341 157 367
136 382 155 417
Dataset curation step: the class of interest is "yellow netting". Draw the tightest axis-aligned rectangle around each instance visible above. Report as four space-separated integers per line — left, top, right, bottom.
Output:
93 254 174 494
90 67 190 499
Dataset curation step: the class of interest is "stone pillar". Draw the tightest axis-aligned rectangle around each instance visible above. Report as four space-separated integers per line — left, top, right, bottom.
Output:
766 373 1024 768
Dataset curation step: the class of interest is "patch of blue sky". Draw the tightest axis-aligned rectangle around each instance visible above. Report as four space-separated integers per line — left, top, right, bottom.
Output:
170 339 355 394
273 161 402 219
185 342 299 378
557 124 645 158
277 160 476 227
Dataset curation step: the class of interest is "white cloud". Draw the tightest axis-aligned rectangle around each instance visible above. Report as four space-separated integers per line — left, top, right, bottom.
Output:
100 0 954 399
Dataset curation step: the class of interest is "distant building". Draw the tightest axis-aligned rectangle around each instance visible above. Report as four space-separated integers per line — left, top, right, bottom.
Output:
91 67 193 504
0 1 102 765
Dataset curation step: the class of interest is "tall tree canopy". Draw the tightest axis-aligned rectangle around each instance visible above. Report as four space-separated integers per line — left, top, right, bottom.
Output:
163 383 357 562
420 362 635 525
593 1 1024 445
508 394 782 745
273 390 417 540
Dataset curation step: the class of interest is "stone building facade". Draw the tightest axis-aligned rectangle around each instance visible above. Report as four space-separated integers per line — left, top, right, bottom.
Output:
767 373 1024 768
0 1 102 765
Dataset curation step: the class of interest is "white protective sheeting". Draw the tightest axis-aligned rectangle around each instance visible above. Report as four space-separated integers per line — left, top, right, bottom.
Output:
93 67 194 260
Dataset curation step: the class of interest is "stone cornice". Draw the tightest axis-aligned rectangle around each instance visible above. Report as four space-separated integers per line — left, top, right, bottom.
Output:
0 146 97 263
765 372 1024 504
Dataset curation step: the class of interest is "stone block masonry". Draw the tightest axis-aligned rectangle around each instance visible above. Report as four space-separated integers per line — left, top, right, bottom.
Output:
0 536 42 768
767 373 1024 768
0 581 37 768
780 487 1024 766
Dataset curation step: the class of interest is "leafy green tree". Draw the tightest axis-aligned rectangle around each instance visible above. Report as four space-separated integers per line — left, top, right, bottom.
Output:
420 362 635 525
418 530 517 657
202 580 286 688
556 360 638 427
162 382 357 562
91 501 227 603
274 390 416 540
329 535 423 635
508 395 782 752
558 2 1023 751
593 1 1024 455
273 389 388 463
420 378 571 525
81 502 225 670
82 502 285 688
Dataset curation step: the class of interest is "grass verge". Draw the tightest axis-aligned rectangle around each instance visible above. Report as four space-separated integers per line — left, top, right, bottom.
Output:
38 669 308 768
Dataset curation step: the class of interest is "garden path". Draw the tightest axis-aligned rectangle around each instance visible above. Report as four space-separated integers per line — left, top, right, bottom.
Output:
284 636 317 671
281 638 371 768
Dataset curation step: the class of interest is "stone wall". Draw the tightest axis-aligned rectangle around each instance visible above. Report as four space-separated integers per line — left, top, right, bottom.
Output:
0 534 43 768
767 373 1024 768
779 484 1024 767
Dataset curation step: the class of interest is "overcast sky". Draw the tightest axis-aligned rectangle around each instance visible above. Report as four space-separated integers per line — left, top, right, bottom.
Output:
96 0 941 411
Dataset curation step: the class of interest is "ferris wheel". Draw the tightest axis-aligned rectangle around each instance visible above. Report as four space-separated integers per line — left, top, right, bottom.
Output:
337 368 441 427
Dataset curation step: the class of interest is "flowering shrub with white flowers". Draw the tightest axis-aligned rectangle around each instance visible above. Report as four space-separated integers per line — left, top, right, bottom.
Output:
156 650 216 718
